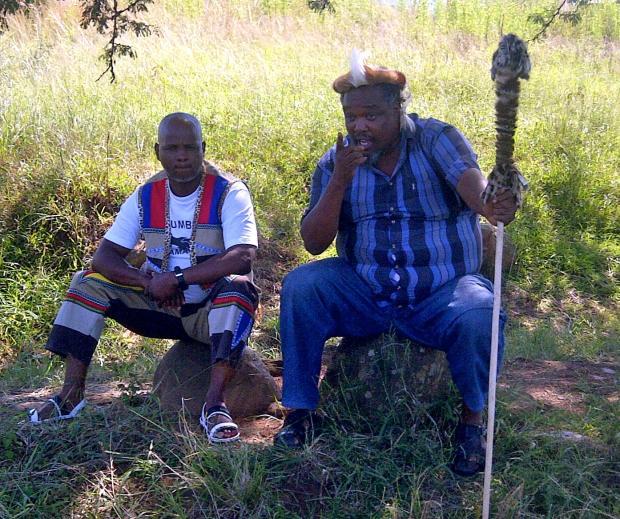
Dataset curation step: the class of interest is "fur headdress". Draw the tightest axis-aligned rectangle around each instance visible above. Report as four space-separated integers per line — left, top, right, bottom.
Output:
333 49 412 129
332 49 407 93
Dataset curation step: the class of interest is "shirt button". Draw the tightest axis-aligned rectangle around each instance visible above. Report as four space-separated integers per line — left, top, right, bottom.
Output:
390 206 394 211
397 286 402 290
392 244 396 249
391 220 395 224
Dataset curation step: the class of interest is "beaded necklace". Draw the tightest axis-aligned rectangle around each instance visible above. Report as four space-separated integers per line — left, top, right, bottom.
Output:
160 173 206 272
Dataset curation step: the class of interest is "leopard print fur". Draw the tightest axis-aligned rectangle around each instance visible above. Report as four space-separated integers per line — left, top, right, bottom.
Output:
482 34 531 208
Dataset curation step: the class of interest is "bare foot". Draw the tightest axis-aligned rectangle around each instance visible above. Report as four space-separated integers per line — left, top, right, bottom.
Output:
202 405 239 442
206 413 239 440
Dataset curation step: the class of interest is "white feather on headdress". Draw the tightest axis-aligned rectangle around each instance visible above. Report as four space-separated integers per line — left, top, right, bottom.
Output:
349 48 370 88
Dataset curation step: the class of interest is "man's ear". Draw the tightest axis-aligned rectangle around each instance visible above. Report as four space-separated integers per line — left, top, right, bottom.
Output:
154 143 160 160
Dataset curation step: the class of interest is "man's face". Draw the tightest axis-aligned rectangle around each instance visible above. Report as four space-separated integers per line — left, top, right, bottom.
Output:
155 119 205 184
341 85 401 160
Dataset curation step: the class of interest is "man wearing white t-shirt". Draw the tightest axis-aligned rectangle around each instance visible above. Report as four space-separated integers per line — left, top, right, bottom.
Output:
29 113 259 444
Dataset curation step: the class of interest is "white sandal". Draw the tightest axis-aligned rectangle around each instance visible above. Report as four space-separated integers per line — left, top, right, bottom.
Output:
28 395 87 424
199 404 240 444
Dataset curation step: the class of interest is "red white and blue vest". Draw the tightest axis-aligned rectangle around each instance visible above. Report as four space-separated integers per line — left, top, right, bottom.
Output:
137 161 240 272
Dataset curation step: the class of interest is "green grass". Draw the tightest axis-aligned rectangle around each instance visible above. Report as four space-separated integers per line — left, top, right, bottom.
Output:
0 366 617 518
0 0 618 517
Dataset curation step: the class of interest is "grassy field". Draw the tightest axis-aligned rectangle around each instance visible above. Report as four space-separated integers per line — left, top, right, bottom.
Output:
0 0 618 517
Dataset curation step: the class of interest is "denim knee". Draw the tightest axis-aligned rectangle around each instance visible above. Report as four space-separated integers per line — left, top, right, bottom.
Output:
446 306 506 368
282 263 323 303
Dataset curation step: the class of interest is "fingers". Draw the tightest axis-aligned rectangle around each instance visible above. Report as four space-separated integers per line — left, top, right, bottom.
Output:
483 189 519 226
335 133 364 159
159 292 184 309
490 205 516 225
336 132 344 152
492 190 514 204
336 144 366 167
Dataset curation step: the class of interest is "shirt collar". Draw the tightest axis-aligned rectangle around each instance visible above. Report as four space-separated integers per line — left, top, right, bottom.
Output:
391 115 418 176
402 112 417 142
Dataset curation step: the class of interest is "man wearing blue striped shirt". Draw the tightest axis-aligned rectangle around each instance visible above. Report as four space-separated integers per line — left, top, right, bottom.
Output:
275 54 518 476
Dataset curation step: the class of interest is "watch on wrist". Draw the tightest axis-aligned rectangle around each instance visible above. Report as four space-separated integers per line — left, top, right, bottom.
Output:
173 267 189 291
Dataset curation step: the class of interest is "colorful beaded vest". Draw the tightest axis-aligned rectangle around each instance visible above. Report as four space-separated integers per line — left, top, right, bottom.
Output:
138 161 240 273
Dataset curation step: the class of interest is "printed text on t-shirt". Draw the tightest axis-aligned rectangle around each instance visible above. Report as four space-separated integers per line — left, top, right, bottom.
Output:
171 220 192 229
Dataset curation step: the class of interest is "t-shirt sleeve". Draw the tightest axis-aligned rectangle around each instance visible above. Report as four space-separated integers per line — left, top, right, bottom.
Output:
103 189 142 250
221 182 258 249
430 125 480 188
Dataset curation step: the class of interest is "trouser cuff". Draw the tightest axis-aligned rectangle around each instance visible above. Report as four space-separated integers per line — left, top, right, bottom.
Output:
45 325 97 365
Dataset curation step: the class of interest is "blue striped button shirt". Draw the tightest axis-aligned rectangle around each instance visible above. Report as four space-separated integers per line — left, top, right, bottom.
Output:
306 114 483 307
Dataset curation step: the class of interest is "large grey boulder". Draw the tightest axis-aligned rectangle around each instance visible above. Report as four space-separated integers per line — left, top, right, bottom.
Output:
153 340 280 418
323 334 451 416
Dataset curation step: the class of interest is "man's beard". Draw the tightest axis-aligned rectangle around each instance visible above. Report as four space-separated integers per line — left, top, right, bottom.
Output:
366 150 383 167
360 131 403 168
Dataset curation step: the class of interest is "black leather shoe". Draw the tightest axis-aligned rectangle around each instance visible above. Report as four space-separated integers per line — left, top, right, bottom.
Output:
273 409 322 449
451 423 486 477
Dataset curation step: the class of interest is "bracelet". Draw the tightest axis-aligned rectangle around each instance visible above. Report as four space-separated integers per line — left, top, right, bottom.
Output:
173 267 188 291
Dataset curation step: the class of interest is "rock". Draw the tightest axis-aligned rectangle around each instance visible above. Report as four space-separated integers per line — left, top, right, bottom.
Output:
480 222 517 279
153 340 280 418
323 334 451 416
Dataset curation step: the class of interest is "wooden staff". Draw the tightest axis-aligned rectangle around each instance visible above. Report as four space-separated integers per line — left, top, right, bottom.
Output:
481 34 531 519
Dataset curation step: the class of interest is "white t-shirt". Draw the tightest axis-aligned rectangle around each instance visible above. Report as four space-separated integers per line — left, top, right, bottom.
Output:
104 181 258 304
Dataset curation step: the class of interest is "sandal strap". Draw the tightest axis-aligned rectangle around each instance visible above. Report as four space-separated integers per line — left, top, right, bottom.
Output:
452 423 486 476
209 421 238 434
204 404 231 419
47 396 64 417
275 409 322 448
206 411 234 423
28 395 87 424
199 403 240 444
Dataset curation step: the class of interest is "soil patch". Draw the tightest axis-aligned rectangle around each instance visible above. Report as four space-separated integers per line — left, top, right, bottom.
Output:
499 358 619 414
3 359 617 443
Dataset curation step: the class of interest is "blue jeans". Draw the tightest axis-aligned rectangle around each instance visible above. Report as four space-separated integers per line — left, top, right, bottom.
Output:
280 258 506 413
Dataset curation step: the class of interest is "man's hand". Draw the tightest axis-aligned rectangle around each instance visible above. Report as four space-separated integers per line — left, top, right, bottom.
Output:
145 272 185 308
333 132 367 188
299 133 367 256
482 189 518 226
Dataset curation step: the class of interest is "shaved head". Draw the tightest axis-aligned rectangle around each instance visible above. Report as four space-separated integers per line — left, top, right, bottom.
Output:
154 112 206 193
158 112 202 143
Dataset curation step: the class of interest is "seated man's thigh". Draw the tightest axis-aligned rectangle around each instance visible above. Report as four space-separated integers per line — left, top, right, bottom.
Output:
281 258 388 338
181 274 259 347
395 274 499 349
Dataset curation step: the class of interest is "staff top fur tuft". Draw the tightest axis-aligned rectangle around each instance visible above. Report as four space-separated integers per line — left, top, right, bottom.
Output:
491 33 531 83
482 33 531 208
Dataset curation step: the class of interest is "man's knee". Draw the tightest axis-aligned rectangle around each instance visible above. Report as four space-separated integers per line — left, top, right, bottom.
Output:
68 270 89 289
447 307 506 351
282 259 343 302
223 275 259 308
